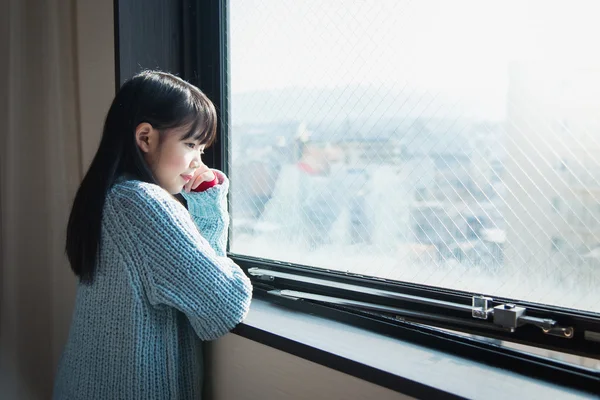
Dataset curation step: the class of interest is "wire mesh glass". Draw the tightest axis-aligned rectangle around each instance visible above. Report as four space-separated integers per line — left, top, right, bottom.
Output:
227 0 600 313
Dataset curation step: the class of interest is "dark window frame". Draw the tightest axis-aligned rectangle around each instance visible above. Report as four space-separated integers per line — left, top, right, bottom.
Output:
114 0 600 394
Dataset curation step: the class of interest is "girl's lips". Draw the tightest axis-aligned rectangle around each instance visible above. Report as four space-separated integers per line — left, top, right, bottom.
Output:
181 175 193 182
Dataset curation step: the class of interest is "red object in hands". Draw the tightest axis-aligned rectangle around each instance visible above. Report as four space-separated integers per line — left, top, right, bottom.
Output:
191 174 218 192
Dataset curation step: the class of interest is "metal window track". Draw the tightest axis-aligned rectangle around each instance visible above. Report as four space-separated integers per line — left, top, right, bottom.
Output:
249 267 576 339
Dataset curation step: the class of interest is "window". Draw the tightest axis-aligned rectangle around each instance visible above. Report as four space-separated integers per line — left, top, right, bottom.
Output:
551 237 563 252
194 0 600 392
228 0 600 313
552 197 561 213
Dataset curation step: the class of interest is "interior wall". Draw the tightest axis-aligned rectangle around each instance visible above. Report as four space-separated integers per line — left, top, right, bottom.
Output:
206 334 412 400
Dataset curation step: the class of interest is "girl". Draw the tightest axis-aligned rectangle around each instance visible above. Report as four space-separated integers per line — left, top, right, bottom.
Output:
54 71 252 399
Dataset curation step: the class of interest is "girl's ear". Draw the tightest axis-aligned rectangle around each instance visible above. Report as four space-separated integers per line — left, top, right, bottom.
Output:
135 122 158 154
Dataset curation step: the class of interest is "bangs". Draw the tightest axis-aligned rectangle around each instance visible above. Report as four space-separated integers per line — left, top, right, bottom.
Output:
179 88 218 147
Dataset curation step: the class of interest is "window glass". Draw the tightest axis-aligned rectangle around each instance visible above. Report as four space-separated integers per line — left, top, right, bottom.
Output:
229 0 600 313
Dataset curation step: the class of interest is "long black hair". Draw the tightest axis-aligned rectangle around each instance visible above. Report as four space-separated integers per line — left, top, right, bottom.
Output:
66 71 217 284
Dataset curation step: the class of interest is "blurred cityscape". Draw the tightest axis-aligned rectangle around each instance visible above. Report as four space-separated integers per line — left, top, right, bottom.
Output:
229 63 600 313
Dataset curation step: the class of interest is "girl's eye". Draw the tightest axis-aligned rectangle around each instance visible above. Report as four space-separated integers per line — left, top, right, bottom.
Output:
185 142 205 153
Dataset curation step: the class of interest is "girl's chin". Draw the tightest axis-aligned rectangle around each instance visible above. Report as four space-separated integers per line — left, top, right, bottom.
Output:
158 178 187 195
163 183 183 195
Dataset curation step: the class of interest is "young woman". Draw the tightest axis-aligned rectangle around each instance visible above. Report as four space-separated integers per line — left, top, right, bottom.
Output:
54 71 252 399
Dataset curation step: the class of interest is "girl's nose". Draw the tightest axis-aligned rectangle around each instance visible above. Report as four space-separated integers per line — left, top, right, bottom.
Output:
190 158 205 169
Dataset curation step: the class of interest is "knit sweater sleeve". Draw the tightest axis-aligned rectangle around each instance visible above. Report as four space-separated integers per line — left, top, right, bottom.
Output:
180 170 229 256
109 181 252 341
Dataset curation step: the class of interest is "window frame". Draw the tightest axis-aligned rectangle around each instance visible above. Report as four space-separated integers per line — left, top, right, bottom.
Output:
191 0 598 391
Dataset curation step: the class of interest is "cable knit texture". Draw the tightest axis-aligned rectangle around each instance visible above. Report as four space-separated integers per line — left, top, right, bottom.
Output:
53 171 252 400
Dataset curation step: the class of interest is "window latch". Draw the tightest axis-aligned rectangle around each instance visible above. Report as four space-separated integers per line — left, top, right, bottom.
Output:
472 296 573 338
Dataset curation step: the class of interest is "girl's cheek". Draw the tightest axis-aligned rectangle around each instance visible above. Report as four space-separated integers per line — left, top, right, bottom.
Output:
170 149 192 167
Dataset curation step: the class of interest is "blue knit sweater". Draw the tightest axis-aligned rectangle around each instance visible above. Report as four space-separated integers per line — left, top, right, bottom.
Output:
53 172 252 399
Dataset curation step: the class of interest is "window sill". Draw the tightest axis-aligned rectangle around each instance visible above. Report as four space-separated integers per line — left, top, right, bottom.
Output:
232 298 595 400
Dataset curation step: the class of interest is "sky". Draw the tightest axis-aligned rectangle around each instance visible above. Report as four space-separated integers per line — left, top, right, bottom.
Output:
229 0 600 119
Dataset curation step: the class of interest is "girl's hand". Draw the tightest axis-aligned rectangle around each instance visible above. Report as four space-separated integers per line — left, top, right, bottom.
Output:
185 167 216 193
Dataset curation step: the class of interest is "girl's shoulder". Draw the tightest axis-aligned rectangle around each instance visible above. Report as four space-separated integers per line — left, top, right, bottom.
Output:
110 179 169 202
107 179 187 221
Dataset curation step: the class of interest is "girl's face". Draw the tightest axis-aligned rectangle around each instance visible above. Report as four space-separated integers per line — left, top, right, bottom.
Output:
135 123 209 194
